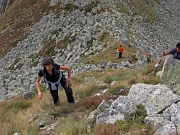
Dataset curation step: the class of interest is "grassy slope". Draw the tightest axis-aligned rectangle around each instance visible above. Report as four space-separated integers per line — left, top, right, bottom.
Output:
0 58 162 135
0 0 163 134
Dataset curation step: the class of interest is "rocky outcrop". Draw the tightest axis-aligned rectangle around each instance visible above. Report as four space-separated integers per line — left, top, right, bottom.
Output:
87 83 180 134
86 57 180 134
161 56 180 94
0 0 9 14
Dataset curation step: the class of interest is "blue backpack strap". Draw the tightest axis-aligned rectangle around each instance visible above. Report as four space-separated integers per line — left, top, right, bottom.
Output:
175 52 180 59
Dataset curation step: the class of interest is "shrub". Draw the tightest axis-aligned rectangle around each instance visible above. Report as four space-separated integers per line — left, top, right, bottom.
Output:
62 3 79 12
114 104 148 134
30 0 38 6
108 85 125 95
76 83 100 99
80 2 98 15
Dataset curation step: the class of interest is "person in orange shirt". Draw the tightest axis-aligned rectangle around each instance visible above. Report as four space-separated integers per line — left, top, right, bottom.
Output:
117 45 124 58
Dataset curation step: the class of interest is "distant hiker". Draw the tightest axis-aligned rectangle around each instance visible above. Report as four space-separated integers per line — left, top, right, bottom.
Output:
161 42 180 61
36 56 75 105
117 45 124 58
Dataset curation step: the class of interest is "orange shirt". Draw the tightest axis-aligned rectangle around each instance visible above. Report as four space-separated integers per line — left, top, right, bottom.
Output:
118 47 124 52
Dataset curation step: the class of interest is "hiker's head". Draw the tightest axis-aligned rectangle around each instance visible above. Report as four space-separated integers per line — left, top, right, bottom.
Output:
42 57 54 70
176 42 180 52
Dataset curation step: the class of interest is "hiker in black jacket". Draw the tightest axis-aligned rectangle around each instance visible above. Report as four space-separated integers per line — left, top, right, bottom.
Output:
161 42 180 61
36 56 74 105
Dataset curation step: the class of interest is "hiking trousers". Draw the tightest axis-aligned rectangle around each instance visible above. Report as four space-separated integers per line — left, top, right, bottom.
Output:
119 52 122 58
49 74 74 104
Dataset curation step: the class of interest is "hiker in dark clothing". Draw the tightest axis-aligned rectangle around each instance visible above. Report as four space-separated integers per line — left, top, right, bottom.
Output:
161 42 180 61
36 56 74 105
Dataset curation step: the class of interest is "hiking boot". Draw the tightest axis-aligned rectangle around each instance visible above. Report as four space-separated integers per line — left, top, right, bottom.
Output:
73 100 79 104
69 100 79 104
54 100 60 106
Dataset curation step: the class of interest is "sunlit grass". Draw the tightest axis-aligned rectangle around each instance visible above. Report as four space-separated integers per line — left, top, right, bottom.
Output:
81 39 143 65
0 61 160 134
55 115 88 135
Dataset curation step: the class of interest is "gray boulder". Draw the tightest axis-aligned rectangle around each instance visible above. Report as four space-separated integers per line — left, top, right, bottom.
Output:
161 56 180 93
87 83 180 134
23 91 35 99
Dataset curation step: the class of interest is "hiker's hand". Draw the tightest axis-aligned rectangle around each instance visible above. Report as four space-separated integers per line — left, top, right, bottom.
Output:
66 79 71 87
38 92 42 99
154 63 159 68
161 52 166 56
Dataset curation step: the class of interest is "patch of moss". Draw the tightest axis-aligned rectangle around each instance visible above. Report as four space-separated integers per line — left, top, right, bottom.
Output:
80 2 98 15
76 84 100 99
30 0 38 6
86 37 96 50
62 3 79 12
114 104 148 133
52 28 62 37
9 0 16 6
10 40 19 47
98 32 109 43
5 58 21 70
57 34 76 49
108 85 125 95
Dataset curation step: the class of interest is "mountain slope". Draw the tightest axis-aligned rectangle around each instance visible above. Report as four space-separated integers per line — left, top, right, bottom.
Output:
0 0 180 70
0 0 180 134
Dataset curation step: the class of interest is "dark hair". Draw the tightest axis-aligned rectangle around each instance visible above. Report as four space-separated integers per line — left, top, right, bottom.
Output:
176 42 180 48
42 56 54 67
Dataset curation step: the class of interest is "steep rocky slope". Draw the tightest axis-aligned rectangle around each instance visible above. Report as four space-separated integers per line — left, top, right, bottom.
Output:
0 0 180 102
0 0 180 70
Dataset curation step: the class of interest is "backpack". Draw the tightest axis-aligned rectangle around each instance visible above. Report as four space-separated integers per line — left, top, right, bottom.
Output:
42 66 60 79
174 51 180 60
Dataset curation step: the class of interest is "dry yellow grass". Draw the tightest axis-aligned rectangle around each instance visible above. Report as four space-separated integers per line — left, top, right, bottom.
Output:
0 62 159 135
81 39 141 65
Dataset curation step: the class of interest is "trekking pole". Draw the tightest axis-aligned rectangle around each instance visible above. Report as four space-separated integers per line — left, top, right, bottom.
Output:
154 57 163 75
